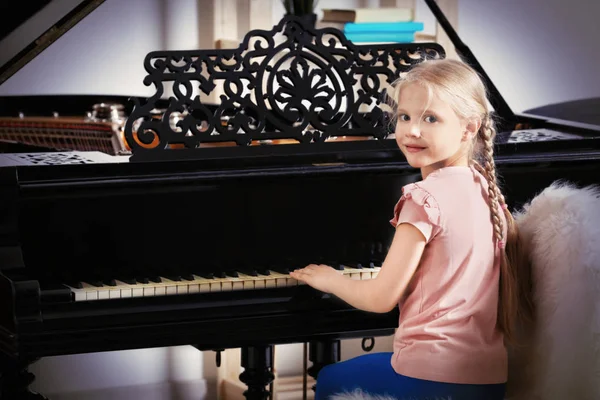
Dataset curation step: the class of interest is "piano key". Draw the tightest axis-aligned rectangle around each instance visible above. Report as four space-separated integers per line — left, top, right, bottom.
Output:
182 273 195 281
269 270 299 287
65 284 87 301
117 277 137 285
67 281 83 289
114 280 132 298
158 277 181 295
195 277 212 293
79 282 107 300
65 264 382 301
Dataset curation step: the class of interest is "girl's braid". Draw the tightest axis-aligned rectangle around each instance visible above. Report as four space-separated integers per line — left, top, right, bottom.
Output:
473 115 505 247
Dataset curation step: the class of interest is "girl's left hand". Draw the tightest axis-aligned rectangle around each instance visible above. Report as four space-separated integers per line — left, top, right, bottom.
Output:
290 264 343 294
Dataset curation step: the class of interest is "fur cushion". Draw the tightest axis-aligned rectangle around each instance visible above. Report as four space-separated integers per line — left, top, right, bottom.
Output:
507 181 600 400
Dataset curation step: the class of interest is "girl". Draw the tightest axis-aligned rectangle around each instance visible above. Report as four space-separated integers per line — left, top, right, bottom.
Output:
289 58 534 400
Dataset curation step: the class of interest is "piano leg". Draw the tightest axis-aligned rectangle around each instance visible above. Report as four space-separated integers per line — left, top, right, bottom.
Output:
0 357 48 400
307 340 341 392
239 345 275 400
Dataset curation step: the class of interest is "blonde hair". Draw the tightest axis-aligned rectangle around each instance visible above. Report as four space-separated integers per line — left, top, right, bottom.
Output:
392 58 534 344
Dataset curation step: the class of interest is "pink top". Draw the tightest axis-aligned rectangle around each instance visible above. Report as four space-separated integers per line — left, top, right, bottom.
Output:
389 165 507 384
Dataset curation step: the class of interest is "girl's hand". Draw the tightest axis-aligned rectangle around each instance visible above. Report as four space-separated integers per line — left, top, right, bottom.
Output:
290 264 343 294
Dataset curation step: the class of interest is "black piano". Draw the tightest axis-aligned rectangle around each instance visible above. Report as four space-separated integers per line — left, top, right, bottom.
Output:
1 1 599 400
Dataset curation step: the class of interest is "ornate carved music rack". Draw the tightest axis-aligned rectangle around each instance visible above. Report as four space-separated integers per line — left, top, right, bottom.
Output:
124 15 444 162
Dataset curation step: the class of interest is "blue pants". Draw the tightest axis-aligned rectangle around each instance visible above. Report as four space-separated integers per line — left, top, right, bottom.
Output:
315 353 505 400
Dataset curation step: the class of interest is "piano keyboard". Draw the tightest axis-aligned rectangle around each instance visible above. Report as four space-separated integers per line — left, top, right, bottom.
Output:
66 266 381 302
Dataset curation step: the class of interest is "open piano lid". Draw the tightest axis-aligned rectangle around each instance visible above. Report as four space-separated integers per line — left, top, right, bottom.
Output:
0 0 599 162
0 0 105 87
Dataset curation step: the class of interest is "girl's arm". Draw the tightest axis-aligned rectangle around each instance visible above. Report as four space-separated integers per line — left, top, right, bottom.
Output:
290 223 426 313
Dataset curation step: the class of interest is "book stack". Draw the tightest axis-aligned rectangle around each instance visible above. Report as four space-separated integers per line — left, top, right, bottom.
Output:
320 7 424 43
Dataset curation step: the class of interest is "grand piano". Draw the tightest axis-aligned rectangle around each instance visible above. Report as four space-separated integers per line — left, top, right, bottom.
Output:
1 1 599 400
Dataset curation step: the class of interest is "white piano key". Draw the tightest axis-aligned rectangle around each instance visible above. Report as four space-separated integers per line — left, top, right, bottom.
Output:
66 285 87 302
268 271 289 288
158 277 180 295
114 279 146 298
229 276 245 291
236 273 257 290
80 282 102 301
371 266 382 279
190 275 216 293
209 281 221 292
113 280 132 298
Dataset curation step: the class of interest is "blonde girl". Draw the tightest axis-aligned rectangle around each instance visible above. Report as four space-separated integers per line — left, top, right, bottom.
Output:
290 58 533 400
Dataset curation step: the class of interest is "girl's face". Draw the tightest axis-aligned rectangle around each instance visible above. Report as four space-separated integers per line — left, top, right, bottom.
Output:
394 83 476 178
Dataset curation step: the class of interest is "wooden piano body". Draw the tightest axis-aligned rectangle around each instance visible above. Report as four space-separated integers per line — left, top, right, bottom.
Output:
1 1 600 400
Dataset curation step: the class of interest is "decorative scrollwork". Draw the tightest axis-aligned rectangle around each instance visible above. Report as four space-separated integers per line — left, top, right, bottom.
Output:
124 15 445 160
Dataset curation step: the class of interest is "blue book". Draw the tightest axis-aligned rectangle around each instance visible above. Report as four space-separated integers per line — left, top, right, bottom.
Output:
345 32 415 43
344 21 424 33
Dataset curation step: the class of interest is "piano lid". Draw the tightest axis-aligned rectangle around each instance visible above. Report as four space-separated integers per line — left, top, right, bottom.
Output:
0 0 599 129
0 1 105 87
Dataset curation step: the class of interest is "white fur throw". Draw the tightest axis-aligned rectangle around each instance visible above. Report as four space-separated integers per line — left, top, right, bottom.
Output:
507 181 600 400
330 181 600 400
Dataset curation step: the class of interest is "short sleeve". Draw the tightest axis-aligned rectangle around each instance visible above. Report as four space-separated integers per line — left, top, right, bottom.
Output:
389 183 442 242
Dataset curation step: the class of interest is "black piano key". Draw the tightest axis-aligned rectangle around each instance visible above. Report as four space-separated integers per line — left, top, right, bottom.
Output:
214 271 227 279
103 279 117 287
328 261 343 270
240 269 258 277
118 277 137 285
226 271 239 278
344 262 363 269
196 272 214 279
182 273 195 281
86 280 104 288
271 266 290 274
67 281 83 289
256 269 271 276
136 277 150 284
148 276 162 283
165 275 182 282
